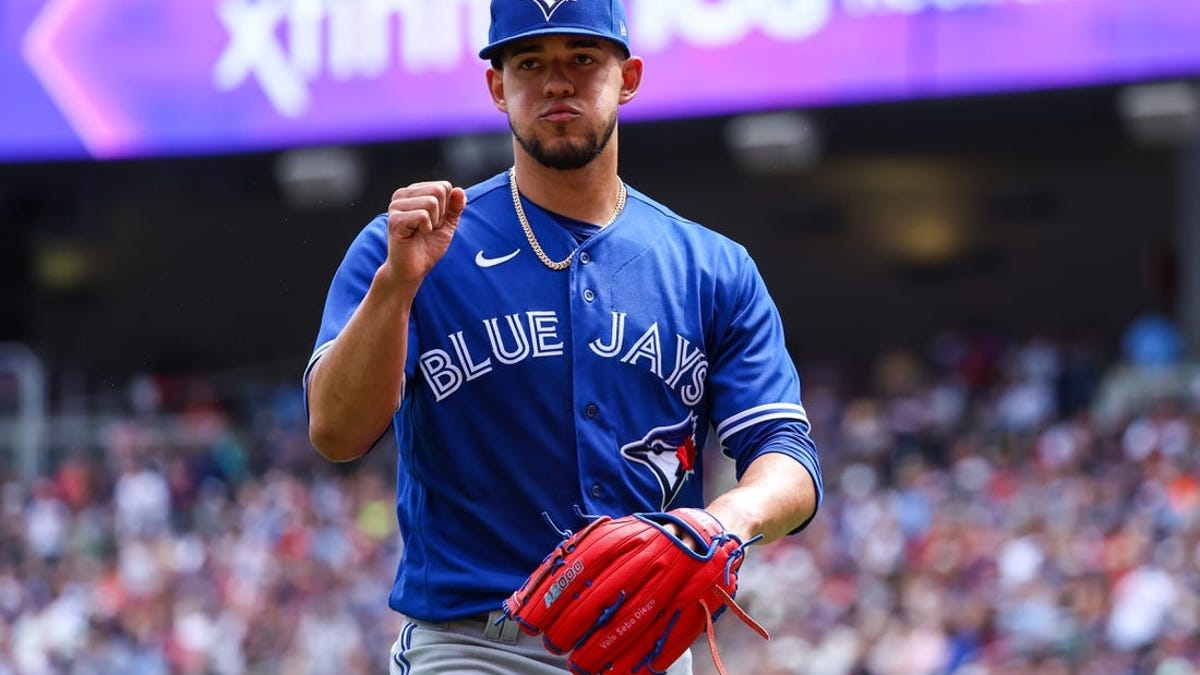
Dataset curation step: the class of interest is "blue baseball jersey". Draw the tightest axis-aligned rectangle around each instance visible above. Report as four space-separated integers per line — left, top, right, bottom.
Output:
305 171 822 622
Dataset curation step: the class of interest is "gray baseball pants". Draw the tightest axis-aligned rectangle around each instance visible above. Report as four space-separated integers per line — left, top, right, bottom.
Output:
390 610 694 674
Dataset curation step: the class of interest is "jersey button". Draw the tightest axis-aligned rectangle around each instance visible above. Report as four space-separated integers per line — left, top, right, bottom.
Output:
579 251 591 265
582 289 596 303
590 483 603 498
585 403 599 419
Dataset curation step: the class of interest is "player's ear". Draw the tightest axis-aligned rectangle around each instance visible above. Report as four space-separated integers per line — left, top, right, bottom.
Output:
618 56 643 105
487 67 508 113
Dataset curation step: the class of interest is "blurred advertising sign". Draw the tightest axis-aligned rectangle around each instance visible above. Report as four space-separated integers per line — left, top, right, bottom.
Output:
4 0 1200 161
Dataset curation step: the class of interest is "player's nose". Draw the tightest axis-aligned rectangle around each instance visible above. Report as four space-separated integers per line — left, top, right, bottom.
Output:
542 63 574 97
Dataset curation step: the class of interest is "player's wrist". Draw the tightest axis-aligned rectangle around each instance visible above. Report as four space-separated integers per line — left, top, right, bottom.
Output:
702 500 762 544
371 264 423 304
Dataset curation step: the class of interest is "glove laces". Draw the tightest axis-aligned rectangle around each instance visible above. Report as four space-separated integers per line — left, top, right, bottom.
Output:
706 533 768 675
702 586 769 675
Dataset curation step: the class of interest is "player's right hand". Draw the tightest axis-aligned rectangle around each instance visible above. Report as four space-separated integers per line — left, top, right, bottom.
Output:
382 181 466 288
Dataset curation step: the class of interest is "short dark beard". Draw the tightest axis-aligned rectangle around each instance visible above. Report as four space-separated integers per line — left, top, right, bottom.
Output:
511 113 618 171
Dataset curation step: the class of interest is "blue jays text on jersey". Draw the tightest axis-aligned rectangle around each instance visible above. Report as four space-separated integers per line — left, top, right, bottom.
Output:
417 309 708 405
305 171 823 623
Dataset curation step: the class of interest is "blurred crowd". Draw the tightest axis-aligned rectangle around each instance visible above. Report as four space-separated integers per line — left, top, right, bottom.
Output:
1 379 405 675
3 319 1200 675
711 321 1200 675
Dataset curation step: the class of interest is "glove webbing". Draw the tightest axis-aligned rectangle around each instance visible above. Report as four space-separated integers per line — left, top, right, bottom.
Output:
702 586 770 675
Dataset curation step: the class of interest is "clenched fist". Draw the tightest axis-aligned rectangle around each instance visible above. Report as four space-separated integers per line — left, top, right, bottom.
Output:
383 181 466 288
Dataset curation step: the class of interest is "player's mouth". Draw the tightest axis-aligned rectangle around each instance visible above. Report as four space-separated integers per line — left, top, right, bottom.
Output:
540 104 581 123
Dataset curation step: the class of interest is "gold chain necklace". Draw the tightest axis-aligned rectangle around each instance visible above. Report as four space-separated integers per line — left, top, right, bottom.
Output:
509 168 627 271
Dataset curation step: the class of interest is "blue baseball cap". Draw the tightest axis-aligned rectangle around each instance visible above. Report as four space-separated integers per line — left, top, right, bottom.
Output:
479 0 630 61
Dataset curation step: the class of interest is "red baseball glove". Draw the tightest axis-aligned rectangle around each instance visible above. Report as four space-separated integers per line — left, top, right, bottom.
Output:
502 508 769 675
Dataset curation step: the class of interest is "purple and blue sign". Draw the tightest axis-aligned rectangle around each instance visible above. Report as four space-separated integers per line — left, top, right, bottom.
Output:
4 0 1200 162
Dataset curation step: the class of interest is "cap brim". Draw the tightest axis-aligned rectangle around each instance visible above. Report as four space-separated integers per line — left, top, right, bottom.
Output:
479 26 630 60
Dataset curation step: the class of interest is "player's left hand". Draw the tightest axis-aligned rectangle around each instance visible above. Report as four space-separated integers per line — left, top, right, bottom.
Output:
502 508 769 675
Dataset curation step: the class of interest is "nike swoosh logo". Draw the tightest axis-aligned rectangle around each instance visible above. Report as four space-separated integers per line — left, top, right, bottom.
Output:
475 249 520 268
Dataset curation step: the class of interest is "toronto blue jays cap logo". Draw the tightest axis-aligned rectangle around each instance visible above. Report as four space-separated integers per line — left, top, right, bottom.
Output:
479 0 630 60
529 0 574 20
621 413 699 511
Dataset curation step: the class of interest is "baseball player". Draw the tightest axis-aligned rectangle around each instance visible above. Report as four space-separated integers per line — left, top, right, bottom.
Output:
304 0 823 672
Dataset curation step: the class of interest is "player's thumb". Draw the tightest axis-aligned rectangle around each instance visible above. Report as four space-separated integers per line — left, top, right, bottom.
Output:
445 187 467 227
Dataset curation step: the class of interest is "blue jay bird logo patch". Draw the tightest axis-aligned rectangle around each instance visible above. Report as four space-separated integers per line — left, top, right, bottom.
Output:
621 413 699 510
529 0 576 21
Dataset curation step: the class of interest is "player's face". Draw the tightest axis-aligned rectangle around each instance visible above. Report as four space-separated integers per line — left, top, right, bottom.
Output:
488 35 642 171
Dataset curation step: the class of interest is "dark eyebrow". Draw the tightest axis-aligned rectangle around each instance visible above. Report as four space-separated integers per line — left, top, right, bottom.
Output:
509 44 544 58
508 38 604 58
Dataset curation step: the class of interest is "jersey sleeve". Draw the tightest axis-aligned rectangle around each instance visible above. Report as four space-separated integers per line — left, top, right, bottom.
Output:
302 215 416 407
706 250 824 526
